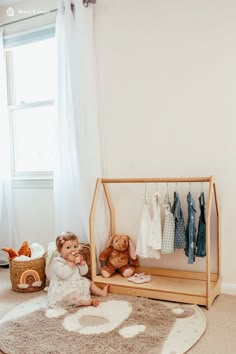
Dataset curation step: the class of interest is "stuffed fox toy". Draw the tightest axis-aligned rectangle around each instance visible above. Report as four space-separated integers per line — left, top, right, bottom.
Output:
1 241 31 260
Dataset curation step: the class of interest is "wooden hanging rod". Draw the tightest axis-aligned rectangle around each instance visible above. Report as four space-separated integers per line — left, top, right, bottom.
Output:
100 176 213 184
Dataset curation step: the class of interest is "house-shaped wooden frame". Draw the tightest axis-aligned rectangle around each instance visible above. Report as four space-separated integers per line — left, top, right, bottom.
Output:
89 176 220 309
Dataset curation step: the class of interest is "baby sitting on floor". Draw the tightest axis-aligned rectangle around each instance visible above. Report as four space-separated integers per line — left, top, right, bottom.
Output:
47 231 109 308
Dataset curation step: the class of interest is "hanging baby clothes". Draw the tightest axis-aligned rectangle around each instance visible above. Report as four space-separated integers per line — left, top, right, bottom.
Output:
185 192 197 264
161 193 175 254
171 191 186 249
136 192 162 259
196 192 206 257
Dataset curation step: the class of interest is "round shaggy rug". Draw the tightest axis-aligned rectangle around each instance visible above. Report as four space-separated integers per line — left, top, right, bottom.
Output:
0 293 206 354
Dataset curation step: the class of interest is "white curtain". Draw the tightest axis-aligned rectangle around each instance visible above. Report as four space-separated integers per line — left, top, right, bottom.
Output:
54 0 109 248
0 29 19 261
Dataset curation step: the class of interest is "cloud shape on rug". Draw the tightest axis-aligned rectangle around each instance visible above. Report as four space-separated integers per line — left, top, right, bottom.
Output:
119 325 146 338
63 300 133 334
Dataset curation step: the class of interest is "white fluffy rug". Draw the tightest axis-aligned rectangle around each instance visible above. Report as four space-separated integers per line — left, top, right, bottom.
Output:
0 294 206 354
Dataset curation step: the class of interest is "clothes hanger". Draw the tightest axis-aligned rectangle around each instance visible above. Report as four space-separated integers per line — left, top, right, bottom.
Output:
153 183 161 201
166 182 170 202
144 183 148 204
201 181 204 194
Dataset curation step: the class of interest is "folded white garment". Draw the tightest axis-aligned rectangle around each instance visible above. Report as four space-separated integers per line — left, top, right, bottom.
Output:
30 243 45 259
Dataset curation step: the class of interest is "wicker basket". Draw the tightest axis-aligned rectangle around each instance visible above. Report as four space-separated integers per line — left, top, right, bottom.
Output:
9 256 46 293
79 243 91 279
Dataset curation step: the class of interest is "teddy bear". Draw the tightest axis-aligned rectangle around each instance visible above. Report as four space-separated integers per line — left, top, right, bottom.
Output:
99 234 139 278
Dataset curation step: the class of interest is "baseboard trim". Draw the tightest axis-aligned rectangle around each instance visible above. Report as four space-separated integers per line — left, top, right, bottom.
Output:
221 282 236 295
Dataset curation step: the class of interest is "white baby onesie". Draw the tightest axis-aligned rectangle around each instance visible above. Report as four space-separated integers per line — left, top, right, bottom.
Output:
136 192 162 259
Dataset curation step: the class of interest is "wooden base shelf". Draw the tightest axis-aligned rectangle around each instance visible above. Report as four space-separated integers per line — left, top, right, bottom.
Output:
94 267 220 308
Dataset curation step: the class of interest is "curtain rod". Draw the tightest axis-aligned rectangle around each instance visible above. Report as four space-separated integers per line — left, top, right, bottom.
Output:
0 0 96 29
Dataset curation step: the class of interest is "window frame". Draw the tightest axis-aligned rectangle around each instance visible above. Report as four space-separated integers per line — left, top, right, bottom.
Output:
5 26 56 188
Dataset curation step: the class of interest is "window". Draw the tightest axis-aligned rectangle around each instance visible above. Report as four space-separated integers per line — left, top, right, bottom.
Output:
6 29 56 182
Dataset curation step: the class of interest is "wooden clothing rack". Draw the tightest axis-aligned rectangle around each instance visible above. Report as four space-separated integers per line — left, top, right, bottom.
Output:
89 176 220 309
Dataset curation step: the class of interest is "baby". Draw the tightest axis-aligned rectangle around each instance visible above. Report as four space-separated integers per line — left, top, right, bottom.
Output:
48 231 109 308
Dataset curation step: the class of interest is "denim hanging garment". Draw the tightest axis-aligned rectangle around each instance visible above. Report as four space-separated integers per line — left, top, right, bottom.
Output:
196 192 206 257
185 192 197 264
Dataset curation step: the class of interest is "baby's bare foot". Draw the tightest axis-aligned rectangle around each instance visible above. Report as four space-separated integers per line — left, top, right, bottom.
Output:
92 298 100 307
101 284 109 297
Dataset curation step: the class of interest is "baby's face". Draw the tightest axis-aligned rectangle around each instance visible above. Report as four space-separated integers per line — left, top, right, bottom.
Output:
60 240 79 260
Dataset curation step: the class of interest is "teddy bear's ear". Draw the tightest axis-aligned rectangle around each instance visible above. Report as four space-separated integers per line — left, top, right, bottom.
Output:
105 234 118 248
128 237 137 260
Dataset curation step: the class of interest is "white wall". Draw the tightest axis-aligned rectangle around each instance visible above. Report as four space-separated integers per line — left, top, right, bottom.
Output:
93 0 236 289
0 0 235 290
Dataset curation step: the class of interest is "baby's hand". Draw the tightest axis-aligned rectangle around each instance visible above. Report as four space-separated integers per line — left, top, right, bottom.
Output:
66 254 76 263
72 252 85 266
